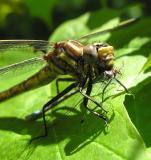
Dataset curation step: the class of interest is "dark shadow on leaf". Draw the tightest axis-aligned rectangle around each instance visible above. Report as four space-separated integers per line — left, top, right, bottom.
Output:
0 117 43 136
124 77 151 147
144 66 151 73
0 105 114 156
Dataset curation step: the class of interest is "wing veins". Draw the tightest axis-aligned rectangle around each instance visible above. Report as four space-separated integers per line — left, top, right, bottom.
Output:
0 57 45 76
0 40 53 53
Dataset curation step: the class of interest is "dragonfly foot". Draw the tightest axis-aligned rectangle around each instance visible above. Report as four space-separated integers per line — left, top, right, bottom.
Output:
30 133 48 143
98 113 108 126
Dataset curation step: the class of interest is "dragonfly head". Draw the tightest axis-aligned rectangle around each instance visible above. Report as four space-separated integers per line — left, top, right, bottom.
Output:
97 43 114 70
83 43 114 70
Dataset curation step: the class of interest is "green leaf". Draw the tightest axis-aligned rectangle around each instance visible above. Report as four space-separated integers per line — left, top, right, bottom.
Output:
141 54 151 72
50 9 122 42
0 9 151 160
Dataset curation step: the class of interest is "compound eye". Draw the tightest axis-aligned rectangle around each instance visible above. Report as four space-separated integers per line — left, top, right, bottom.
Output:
83 45 98 63
94 43 108 50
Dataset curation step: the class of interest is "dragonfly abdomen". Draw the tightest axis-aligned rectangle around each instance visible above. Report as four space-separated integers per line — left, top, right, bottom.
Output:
0 65 59 102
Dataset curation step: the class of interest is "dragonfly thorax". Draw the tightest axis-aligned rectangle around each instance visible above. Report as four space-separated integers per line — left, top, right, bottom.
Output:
83 43 114 71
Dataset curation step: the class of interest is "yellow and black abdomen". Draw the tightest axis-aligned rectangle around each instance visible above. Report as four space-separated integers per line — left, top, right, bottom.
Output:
0 65 59 102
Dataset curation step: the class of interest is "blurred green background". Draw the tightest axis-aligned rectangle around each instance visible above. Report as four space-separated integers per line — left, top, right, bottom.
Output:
0 0 150 40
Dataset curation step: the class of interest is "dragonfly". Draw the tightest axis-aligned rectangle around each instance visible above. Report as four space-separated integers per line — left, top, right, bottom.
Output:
0 18 137 140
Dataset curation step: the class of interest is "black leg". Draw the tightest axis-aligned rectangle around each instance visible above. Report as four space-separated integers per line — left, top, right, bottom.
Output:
79 89 107 113
80 75 108 125
26 89 79 121
31 82 79 141
114 77 129 93
55 78 76 94
101 78 113 103
80 74 92 123
101 77 128 103
84 105 108 125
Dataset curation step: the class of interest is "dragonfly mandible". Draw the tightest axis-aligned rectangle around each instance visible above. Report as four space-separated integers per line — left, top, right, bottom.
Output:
0 18 137 140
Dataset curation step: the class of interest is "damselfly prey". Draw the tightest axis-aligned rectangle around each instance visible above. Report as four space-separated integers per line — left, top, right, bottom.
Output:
0 18 137 139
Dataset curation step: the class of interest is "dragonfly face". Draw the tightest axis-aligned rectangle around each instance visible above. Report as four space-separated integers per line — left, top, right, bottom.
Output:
83 43 114 71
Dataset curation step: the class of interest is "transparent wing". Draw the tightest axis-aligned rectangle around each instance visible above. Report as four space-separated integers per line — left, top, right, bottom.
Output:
78 18 139 40
0 57 45 80
0 40 53 79
0 40 53 53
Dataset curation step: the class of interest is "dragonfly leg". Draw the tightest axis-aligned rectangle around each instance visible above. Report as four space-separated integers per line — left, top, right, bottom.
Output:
55 78 76 94
101 76 129 103
30 82 79 142
84 105 108 126
79 89 107 113
26 89 79 121
114 77 129 93
101 78 113 103
80 73 92 123
80 75 108 125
